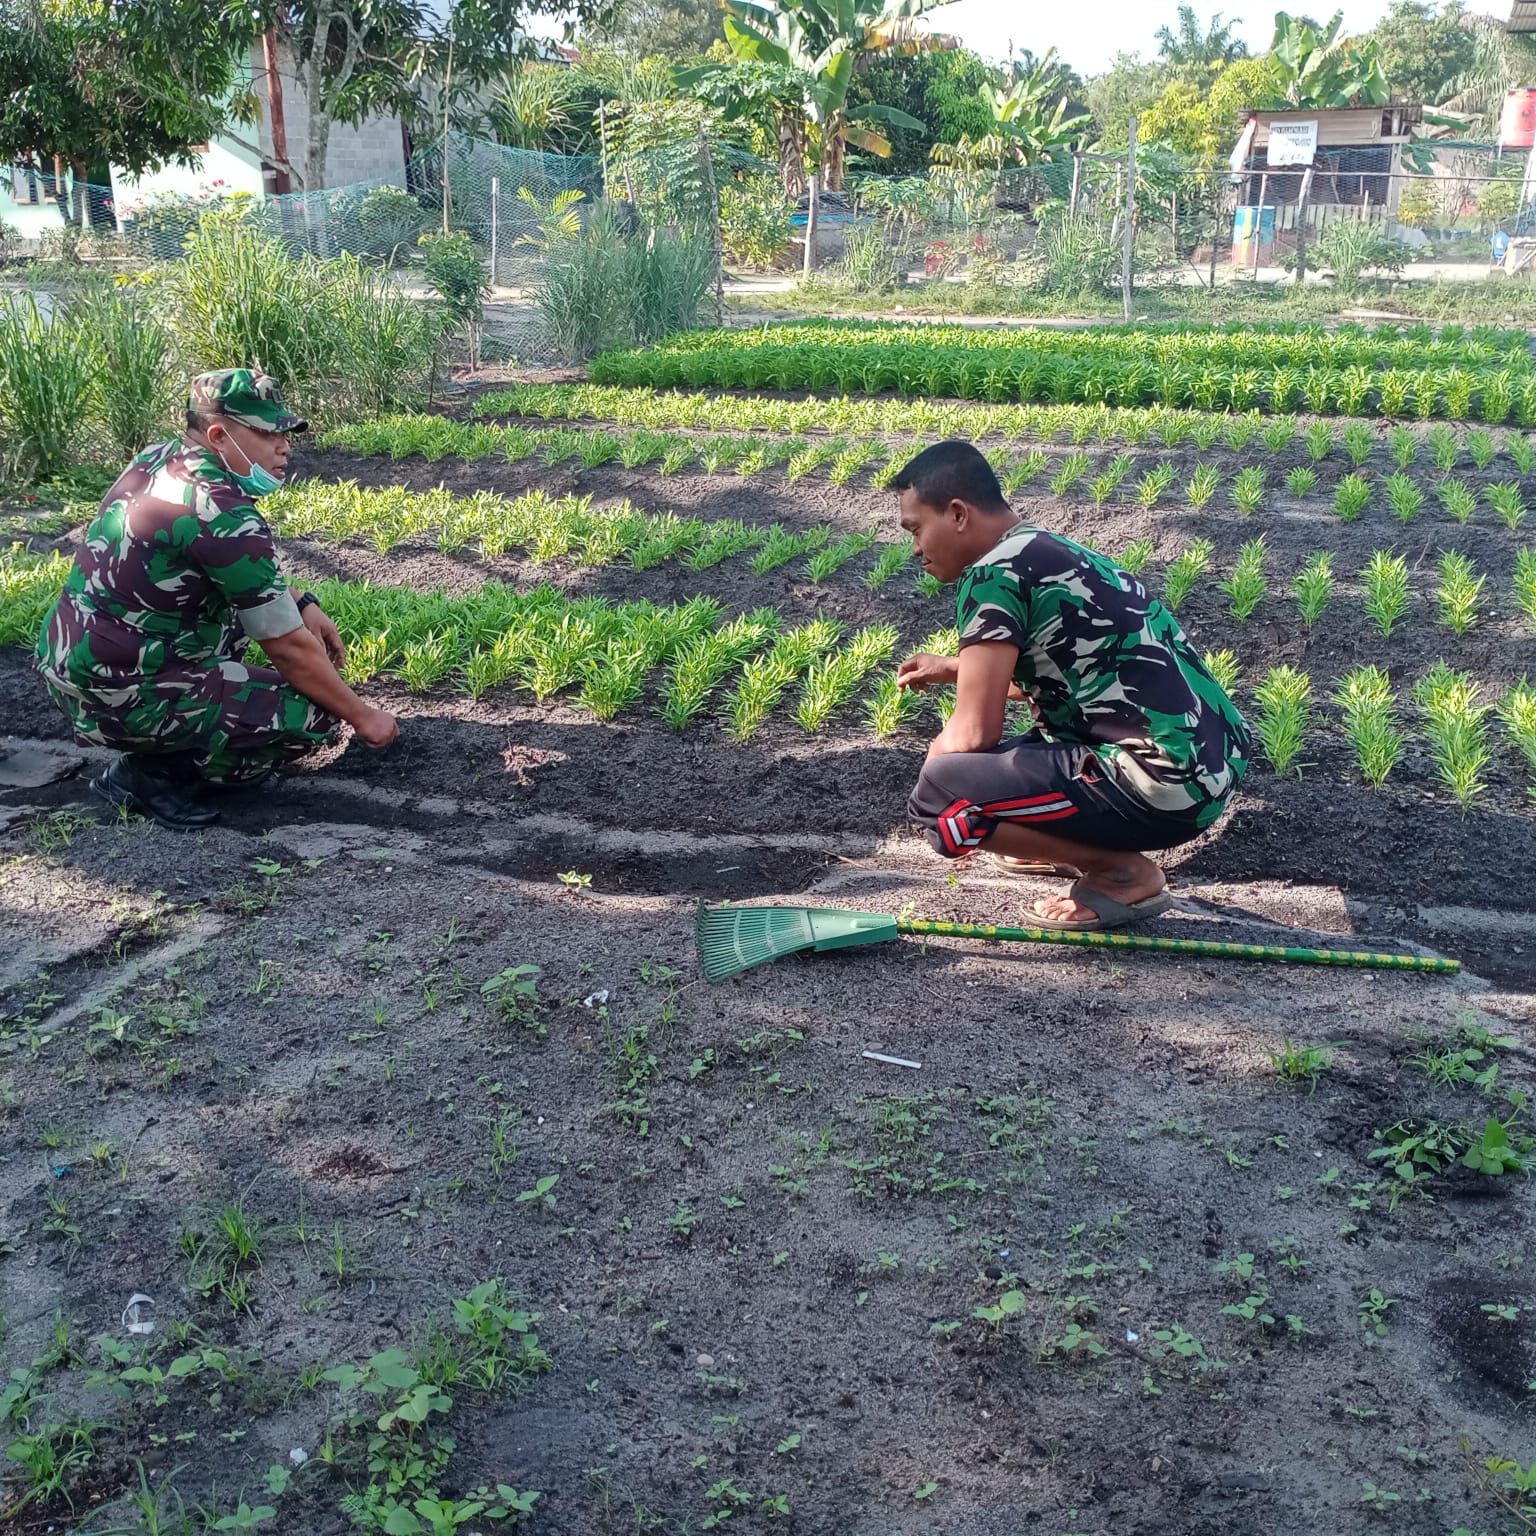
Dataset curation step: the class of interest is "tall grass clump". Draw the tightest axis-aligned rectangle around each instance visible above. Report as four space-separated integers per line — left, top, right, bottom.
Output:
0 294 98 482
76 289 172 460
537 209 712 360
163 214 436 425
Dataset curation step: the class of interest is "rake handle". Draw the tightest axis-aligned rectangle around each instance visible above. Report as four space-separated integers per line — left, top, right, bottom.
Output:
894 918 1460 973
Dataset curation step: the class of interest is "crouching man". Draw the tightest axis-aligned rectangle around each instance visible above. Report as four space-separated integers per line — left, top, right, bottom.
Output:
895 441 1252 931
34 368 399 830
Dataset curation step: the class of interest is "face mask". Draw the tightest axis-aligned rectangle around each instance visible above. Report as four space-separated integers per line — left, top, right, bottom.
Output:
213 431 283 497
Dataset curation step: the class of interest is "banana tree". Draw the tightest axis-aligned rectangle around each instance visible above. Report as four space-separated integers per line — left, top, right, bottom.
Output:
1271 10 1389 109
983 48 1091 167
677 0 957 197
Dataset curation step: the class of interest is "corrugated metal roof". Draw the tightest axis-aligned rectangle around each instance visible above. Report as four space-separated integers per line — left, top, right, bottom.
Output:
1511 1 1536 33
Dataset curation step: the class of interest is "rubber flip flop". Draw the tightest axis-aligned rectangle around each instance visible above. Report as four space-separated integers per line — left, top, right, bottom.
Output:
1027 877 1174 932
992 854 1081 879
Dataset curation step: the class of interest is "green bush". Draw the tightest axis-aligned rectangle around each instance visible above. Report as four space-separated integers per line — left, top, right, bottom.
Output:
1311 220 1412 289
720 173 793 269
76 288 172 460
352 185 428 265
834 225 905 296
1026 206 1120 300
419 231 487 330
533 208 713 360
161 214 437 424
0 294 97 482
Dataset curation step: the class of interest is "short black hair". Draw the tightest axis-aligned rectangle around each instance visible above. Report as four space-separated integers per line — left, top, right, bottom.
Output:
186 408 216 433
893 440 1009 512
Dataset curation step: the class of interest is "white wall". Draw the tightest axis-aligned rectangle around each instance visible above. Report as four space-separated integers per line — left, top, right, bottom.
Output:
109 141 268 223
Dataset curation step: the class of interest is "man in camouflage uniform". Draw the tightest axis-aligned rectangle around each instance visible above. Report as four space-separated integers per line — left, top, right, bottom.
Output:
894 441 1251 931
35 369 399 830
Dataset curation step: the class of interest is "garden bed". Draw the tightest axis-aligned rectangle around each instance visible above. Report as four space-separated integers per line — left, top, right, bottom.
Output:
3 336 1536 1534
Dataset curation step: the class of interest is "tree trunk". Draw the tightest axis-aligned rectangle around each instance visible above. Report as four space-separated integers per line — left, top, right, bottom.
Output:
779 112 807 200
72 159 91 229
824 133 847 193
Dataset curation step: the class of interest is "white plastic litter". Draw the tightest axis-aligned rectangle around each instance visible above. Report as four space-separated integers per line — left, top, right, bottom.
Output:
122 1294 155 1335
582 990 609 1008
289 1448 309 1467
862 1050 921 1070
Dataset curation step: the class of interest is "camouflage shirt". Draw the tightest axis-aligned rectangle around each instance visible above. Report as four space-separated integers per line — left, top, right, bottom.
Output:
35 438 302 693
956 526 1251 823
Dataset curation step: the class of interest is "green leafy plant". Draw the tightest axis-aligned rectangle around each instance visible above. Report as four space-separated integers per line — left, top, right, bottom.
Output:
1261 415 1297 454
1517 548 1536 627
1427 423 1458 469
1231 465 1266 515
1050 451 1091 496
1185 463 1220 509
1465 427 1496 469
1436 550 1485 635
1163 538 1214 610
1202 648 1241 695
806 531 877 583
1220 537 1268 620
1254 665 1311 775
727 620 840 741
1269 1039 1333 1091
1118 539 1155 576
1509 434 1536 475
1304 420 1334 462
1284 464 1317 497
1415 661 1492 811
1487 482 1528 530
1134 461 1178 509
1388 426 1417 469
1335 666 1403 788
1437 477 1477 524
1361 551 1410 637
1343 422 1375 467
1292 551 1334 626
1384 472 1423 523
796 625 898 731
1501 678 1536 792
1333 473 1371 520
662 609 779 729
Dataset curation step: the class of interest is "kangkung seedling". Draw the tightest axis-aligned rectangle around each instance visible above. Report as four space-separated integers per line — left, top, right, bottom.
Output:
1487 482 1528 530
1261 415 1297 453
1415 661 1492 811
1000 450 1048 496
1517 548 1536 626
1500 679 1536 789
1135 461 1178 509
1436 550 1485 635
1185 464 1220 510
1163 538 1214 610
1254 665 1311 775
1333 473 1371 521
1292 552 1334 626
1232 465 1266 515
1118 539 1155 577
753 525 828 575
1465 427 1496 470
1361 551 1410 637
1437 478 1477 524
1509 434 1536 474
1304 420 1334 462
865 542 913 590
1202 649 1241 695
1384 472 1424 523
1284 465 1317 497
1050 452 1091 496
806 531 877 583
1427 423 1458 470
1388 426 1418 469
796 625 898 731
1220 537 1268 620
728 620 840 741
1088 454 1134 507
1343 422 1375 467
1335 666 1403 788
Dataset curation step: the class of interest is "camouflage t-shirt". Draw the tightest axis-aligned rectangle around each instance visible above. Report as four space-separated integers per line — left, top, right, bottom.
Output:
956 525 1251 824
35 438 302 692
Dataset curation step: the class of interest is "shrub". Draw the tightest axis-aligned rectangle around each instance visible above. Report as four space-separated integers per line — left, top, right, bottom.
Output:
720 173 793 269
536 208 713 360
76 288 172 460
1025 207 1120 300
353 186 427 265
835 225 905 296
419 231 488 363
1312 220 1411 290
0 294 97 482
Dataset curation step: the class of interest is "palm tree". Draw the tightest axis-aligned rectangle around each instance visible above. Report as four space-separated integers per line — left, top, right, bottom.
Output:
1438 15 1536 137
1156 6 1249 75
679 0 959 196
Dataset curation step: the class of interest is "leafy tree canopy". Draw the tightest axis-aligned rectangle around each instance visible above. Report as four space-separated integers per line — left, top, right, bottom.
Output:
1367 0 1478 107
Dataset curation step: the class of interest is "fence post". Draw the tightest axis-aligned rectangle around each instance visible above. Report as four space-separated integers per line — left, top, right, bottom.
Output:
490 176 499 288
803 169 819 279
1293 166 1314 286
1209 175 1221 289
1122 117 1137 321
1068 153 1081 217
1171 188 1178 257
697 128 725 327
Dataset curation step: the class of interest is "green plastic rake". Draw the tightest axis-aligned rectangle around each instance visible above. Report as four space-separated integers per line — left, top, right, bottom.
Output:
695 903 1460 983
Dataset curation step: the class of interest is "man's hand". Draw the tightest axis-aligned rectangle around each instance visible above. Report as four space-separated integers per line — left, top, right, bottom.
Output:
353 706 400 749
302 603 346 668
896 653 960 693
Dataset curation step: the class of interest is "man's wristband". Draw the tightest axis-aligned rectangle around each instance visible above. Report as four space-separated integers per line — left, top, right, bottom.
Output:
296 591 320 615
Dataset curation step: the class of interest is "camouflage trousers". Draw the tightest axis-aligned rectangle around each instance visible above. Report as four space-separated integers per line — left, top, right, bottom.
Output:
41 648 338 786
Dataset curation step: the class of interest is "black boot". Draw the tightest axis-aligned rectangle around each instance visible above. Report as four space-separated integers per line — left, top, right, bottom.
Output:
89 753 221 832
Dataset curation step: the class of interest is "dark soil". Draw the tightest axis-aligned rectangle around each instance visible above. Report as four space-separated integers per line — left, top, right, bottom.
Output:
4 420 1536 1535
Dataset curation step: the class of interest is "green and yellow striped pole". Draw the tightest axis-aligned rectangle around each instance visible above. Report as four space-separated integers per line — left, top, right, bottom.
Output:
896 917 1460 973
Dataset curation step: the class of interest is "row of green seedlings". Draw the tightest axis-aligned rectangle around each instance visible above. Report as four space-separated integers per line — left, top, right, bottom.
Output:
479 384 1536 475
265 481 911 588
316 416 1536 530
1119 537 1536 639
589 334 1536 424
1199 651 1536 809
311 575 918 740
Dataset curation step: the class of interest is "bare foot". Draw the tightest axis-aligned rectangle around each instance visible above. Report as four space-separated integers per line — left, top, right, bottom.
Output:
1032 855 1166 923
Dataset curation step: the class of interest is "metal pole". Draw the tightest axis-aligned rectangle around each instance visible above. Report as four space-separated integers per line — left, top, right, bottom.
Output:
1068 153 1081 217
1121 116 1137 321
803 169 819 279
490 175 498 288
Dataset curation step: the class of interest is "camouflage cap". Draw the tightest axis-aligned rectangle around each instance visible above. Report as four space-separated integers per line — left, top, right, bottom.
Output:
187 368 307 434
